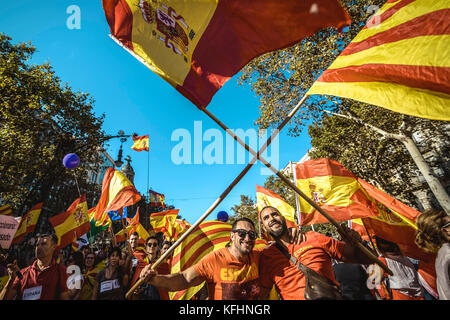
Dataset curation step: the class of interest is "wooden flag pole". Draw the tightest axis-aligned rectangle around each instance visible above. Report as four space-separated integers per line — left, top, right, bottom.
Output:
198 102 393 276
125 95 310 299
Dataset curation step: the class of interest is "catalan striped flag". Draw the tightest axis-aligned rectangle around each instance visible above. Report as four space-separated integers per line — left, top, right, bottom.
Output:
49 194 91 249
102 0 350 108
308 0 450 121
131 134 149 152
0 204 12 216
295 158 378 225
169 220 231 300
12 202 43 245
92 167 141 226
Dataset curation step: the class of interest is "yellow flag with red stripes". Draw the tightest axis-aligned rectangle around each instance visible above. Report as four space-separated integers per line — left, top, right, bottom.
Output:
103 0 350 108
0 204 12 216
12 202 43 244
295 159 379 225
308 0 450 121
131 134 149 152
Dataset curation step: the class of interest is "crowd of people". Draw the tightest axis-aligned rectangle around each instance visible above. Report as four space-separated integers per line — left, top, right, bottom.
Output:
0 208 448 300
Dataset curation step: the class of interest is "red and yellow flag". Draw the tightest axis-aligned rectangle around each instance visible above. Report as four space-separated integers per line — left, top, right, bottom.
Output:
295 159 378 225
0 204 12 216
166 218 191 242
49 194 91 249
149 190 165 208
169 220 231 300
308 0 450 121
131 134 149 152
92 167 142 226
102 0 350 108
149 209 179 235
12 202 43 245
256 185 298 229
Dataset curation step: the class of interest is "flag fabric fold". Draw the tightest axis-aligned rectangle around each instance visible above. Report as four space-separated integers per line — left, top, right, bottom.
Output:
93 167 141 227
131 134 149 152
308 0 450 121
102 0 350 108
12 202 43 245
295 159 379 225
49 194 91 249
149 209 179 235
0 204 12 216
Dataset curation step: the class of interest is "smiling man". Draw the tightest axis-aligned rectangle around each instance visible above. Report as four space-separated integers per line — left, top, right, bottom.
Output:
258 206 375 300
140 217 262 300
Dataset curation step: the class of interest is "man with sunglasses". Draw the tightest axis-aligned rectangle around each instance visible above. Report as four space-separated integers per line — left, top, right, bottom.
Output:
258 206 375 300
139 218 263 300
130 236 170 300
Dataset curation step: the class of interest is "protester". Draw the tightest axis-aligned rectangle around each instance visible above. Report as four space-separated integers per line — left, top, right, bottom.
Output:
333 261 376 300
415 209 450 300
130 236 170 300
77 251 105 300
0 233 70 300
374 236 425 300
129 232 146 270
258 206 376 300
140 218 263 300
92 246 129 300
161 240 172 256
66 251 85 300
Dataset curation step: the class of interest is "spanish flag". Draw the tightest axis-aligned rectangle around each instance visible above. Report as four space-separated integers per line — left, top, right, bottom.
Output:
49 194 91 249
127 207 150 241
149 209 179 235
295 159 378 225
166 218 191 241
169 220 231 300
102 0 350 108
92 167 142 226
131 134 149 152
149 190 165 208
12 202 43 245
256 185 298 229
0 204 12 216
308 0 450 121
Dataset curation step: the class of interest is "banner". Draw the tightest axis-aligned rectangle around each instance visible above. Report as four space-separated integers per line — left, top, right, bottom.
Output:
0 215 20 249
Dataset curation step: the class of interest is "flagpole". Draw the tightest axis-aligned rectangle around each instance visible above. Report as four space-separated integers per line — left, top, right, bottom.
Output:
197 100 393 276
125 95 310 299
147 150 150 230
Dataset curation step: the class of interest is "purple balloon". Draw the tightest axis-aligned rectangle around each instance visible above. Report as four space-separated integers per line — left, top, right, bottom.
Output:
217 211 229 222
63 153 80 169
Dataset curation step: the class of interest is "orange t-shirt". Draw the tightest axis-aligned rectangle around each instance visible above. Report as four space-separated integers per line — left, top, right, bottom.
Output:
193 247 262 300
259 231 346 300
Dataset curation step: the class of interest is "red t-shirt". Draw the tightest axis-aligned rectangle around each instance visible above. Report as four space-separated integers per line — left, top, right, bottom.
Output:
131 257 170 300
193 247 262 300
12 260 68 300
259 231 346 300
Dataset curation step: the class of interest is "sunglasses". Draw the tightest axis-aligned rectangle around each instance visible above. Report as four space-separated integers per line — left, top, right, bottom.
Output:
232 229 257 240
147 242 158 248
441 222 450 229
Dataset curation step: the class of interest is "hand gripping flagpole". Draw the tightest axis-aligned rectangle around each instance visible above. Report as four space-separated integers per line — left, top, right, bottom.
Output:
198 103 393 276
125 95 310 299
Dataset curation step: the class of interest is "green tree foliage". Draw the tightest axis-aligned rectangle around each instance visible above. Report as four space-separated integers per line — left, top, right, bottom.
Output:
229 195 259 234
0 33 106 220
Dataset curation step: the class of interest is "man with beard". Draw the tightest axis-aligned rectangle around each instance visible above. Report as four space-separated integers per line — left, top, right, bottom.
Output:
258 206 375 300
139 218 262 300
1 233 70 300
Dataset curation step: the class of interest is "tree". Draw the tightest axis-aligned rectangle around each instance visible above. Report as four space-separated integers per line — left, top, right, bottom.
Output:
229 195 259 234
0 33 107 220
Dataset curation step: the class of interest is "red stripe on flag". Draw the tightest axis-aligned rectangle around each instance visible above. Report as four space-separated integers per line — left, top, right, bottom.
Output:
296 158 356 179
318 64 450 94
170 227 231 266
343 9 450 56
363 0 415 29
102 0 134 50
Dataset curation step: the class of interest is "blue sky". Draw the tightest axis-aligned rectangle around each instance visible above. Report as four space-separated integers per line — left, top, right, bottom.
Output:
0 1 311 224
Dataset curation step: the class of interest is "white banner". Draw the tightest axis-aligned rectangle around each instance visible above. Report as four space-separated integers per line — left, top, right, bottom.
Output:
0 215 20 249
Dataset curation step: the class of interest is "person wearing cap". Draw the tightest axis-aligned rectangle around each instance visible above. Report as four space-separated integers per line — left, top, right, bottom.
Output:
0 233 70 300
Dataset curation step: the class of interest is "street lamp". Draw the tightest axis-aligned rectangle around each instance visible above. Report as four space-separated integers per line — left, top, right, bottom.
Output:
114 130 129 168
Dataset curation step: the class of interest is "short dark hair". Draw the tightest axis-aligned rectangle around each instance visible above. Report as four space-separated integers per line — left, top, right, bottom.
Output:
108 246 122 258
130 232 139 238
231 217 255 231
162 240 172 247
37 233 58 245
146 236 159 246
